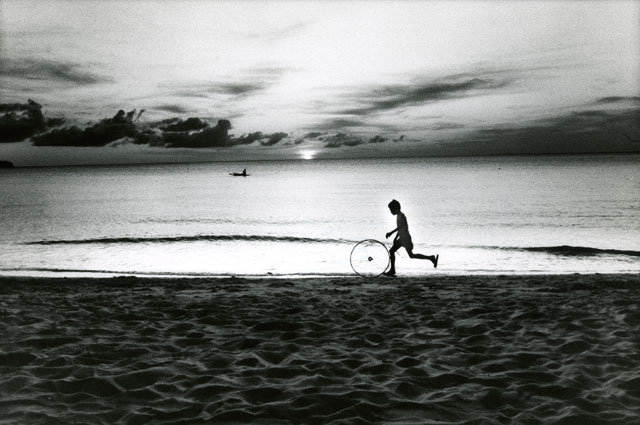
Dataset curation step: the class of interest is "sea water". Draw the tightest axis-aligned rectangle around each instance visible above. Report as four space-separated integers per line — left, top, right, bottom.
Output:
1 155 638 277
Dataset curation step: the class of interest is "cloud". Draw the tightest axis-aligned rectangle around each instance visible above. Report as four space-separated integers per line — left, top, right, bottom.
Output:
19 82 637 158
432 122 466 131
25 103 292 150
217 131 289 147
0 58 109 85
0 99 63 143
161 120 232 148
233 132 266 145
368 135 387 144
323 134 364 148
260 132 288 146
132 129 163 147
292 132 390 148
312 118 366 132
299 98 640 156
340 75 509 116
594 96 640 105
155 104 192 114
166 66 288 103
32 109 139 147
208 83 268 96
305 71 512 134
173 82 269 99
455 106 640 155
0 103 36 113
322 134 389 147
161 117 209 132
158 126 291 149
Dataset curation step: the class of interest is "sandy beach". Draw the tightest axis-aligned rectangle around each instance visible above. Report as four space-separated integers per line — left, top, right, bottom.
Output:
1 274 639 424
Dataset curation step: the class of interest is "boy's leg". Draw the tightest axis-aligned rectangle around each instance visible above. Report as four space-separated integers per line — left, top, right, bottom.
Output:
385 242 400 276
406 248 438 267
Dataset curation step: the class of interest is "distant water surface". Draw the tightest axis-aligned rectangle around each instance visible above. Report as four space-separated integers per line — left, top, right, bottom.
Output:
1 155 638 277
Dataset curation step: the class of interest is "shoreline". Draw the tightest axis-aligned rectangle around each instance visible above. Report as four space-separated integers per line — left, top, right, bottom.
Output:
1 273 639 289
2 273 639 424
1 271 639 282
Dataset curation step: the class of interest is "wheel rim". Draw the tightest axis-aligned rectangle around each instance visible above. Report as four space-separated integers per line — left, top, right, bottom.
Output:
350 239 390 277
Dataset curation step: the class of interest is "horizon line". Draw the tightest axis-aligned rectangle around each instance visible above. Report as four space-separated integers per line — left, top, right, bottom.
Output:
5 150 640 170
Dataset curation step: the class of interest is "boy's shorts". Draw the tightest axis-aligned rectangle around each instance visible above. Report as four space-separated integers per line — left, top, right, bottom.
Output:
399 236 413 251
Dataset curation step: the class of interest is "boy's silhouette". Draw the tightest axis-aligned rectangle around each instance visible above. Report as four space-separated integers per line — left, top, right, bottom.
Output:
385 199 438 276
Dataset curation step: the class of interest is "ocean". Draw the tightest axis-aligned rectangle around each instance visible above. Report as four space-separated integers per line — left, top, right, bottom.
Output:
1 154 638 277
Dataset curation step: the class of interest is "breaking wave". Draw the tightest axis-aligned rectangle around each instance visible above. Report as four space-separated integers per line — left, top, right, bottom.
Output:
25 234 354 246
449 244 640 258
512 245 640 257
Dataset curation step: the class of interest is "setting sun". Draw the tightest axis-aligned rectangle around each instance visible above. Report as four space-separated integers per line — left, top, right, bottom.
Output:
300 150 316 160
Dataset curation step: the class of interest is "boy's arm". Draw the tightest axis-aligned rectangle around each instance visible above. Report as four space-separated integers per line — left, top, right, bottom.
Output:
385 228 397 239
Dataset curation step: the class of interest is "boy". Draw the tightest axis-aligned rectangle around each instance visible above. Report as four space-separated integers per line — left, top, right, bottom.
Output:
384 199 438 276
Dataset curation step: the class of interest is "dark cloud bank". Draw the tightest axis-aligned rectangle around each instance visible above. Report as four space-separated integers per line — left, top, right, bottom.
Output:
1 96 639 159
0 100 290 149
0 100 64 143
453 102 640 156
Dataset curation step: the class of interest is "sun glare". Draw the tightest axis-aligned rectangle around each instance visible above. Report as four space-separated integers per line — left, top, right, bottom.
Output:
300 150 316 160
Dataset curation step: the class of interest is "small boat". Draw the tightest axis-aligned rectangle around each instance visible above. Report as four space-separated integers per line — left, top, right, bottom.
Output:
230 169 249 177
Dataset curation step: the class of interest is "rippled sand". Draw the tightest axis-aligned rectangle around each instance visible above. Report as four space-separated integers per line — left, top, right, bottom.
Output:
1 274 639 424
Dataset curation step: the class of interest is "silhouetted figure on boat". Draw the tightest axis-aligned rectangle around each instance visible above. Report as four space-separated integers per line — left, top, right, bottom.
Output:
384 199 438 276
231 168 248 177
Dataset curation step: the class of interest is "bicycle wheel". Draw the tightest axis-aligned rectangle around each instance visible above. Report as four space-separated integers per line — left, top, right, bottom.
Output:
350 239 390 277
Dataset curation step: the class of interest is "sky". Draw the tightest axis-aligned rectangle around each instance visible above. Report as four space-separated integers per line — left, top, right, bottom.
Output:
1 0 639 166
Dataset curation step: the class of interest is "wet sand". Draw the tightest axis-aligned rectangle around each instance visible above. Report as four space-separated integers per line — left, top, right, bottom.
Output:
1 274 639 424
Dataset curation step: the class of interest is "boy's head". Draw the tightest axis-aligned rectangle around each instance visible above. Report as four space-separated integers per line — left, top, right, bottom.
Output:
388 199 401 214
